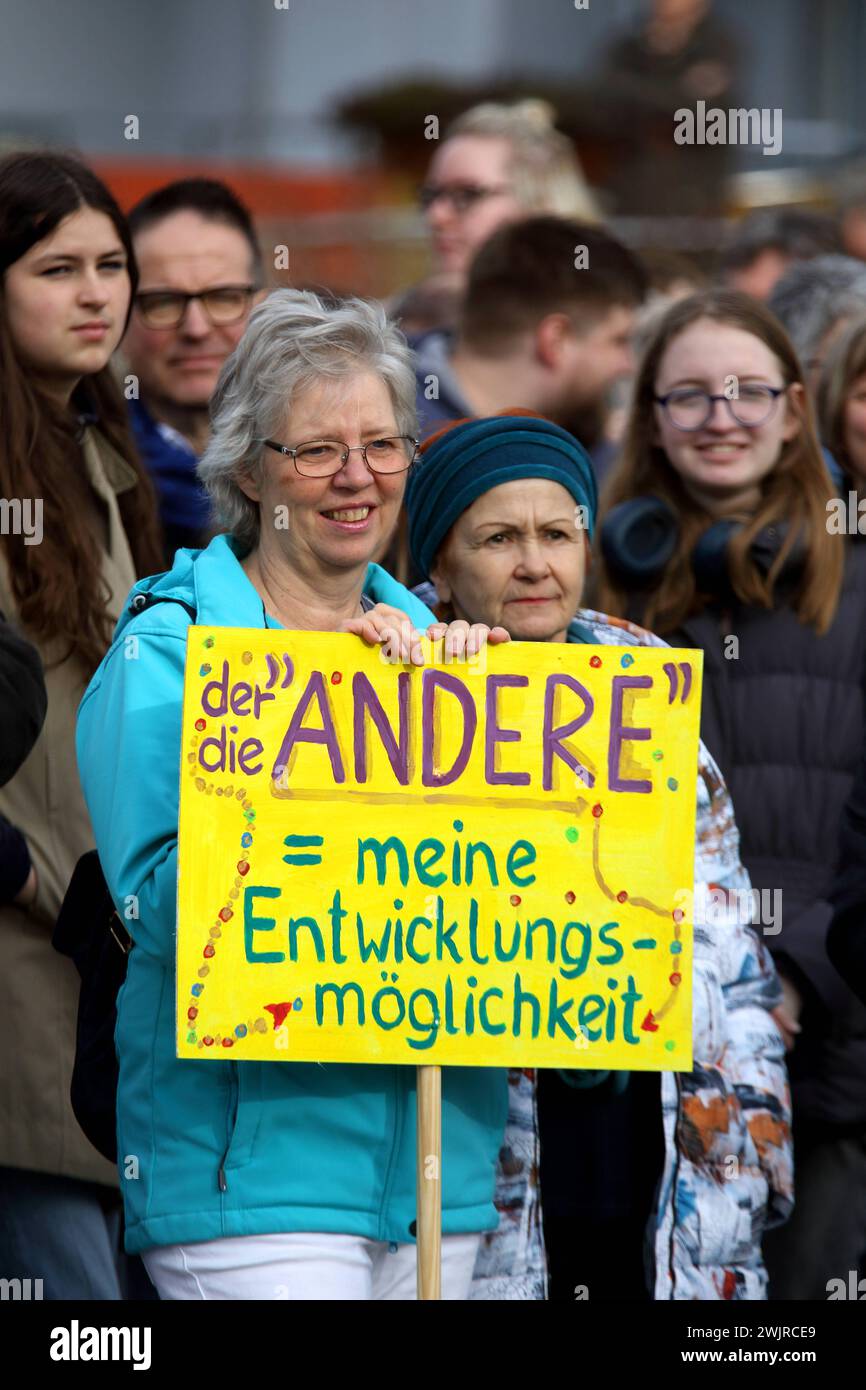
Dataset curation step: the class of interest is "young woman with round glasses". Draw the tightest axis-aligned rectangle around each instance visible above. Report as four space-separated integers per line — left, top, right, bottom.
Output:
593 288 866 1301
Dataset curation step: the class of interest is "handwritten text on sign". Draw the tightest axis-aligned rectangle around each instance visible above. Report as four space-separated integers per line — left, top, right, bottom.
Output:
176 630 702 1069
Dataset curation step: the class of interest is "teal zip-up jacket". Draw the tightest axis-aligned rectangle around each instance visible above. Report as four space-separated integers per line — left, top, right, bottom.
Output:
76 533 508 1255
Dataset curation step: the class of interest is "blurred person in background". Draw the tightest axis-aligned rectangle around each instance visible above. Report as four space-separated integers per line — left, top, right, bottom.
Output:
633 251 709 356
817 316 866 499
593 289 866 1300
414 216 647 469
123 179 265 559
405 413 792 1301
639 249 709 308
828 739 866 1011
0 150 163 1299
419 99 599 283
388 271 465 341
839 181 866 264
767 255 866 391
718 208 843 303
600 0 739 216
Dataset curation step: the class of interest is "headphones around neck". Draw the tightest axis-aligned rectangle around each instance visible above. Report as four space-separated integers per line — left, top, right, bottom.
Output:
599 496 806 597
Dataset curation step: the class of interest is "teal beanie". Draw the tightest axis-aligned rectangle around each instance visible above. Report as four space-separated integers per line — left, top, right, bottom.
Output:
405 415 598 578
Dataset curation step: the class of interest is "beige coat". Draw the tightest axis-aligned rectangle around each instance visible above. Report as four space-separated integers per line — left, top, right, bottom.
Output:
0 427 139 1186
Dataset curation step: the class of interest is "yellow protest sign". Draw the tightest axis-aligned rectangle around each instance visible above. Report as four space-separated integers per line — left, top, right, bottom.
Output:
176 630 702 1070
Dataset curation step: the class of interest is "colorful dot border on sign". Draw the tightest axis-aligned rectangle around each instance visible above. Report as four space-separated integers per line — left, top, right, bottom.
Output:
575 812 686 1054
183 635 296 1053
560 814 688 1056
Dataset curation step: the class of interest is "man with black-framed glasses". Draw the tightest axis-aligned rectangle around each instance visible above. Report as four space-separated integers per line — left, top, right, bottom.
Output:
122 178 266 559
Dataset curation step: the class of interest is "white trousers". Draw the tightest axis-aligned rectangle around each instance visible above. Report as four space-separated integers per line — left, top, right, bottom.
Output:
142 1230 481 1301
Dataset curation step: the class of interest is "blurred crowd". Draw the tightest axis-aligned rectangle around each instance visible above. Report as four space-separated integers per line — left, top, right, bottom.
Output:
3 23 866 1302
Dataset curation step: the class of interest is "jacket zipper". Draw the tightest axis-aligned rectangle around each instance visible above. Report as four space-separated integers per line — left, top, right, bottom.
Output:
378 1068 405 1240
218 1062 239 1193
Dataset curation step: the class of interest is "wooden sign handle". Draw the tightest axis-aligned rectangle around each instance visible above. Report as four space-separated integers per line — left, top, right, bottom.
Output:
416 1064 442 1300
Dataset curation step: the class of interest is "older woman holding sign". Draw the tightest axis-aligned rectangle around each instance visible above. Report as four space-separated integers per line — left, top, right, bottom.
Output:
405 413 794 1301
76 290 509 1301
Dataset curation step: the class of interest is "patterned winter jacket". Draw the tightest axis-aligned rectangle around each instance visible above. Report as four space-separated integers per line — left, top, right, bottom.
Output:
469 609 794 1301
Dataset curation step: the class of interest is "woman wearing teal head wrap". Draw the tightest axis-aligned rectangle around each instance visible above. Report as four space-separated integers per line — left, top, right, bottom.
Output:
405 413 787 1308
406 412 598 644
408 414 646 1300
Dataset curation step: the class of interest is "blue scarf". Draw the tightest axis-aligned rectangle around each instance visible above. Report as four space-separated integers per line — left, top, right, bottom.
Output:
129 398 210 535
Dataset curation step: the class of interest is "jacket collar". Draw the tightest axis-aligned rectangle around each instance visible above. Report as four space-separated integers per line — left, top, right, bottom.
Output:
81 425 140 497
189 537 430 628
566 616 597 644
193 533 273 629
121 532 436 636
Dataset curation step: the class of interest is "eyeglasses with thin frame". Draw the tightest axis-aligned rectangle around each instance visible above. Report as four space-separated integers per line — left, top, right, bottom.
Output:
135 284 259 329
416 182 511 214
654 384 788 431
259 435 419 477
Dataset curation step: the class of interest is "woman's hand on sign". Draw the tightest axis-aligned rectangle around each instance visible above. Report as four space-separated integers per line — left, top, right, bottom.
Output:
342 606 511 666
342 604 427 666
425 619 511 662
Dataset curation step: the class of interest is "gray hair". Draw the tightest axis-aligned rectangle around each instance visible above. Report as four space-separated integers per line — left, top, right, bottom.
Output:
198 288 418 548
767 254 866 367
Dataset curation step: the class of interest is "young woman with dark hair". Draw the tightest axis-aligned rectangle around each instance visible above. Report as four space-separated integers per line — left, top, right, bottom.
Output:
0 150 163 1299
594 288 866 1301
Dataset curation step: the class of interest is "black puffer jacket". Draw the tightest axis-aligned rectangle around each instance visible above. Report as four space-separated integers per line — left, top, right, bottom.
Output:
664 540 866 1130
828 736 866 1009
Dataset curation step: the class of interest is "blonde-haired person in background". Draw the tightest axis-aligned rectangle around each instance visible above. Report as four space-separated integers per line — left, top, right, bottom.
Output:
395 100 600 342
417 98 599 285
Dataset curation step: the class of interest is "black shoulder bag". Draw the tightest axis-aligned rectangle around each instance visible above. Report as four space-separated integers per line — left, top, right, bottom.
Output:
52 851 131 1163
